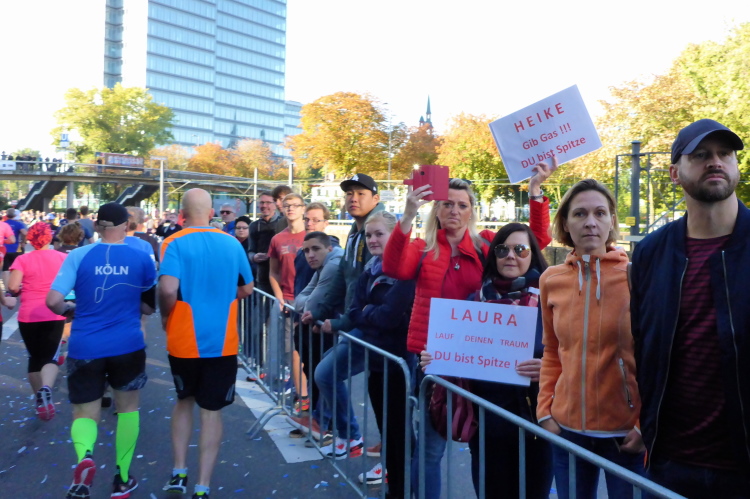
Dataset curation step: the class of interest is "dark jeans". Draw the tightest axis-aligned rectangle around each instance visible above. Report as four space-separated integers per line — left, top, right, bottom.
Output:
469 429 553 499
368 357 415 499
552 429 645 499
647 457 750 499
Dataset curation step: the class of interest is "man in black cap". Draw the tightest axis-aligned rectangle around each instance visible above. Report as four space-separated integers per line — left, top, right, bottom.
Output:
631 119 750 497
47 202 157 499
308 173 383 331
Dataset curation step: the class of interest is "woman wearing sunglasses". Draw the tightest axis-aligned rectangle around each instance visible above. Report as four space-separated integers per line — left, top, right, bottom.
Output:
420 225 554 498
537 179 644 498
386 159 557 499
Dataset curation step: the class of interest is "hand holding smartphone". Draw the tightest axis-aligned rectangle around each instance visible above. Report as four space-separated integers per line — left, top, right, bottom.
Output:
404 165 450 201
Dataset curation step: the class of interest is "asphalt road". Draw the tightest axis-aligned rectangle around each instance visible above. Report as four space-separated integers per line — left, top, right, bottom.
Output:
0 307 582 499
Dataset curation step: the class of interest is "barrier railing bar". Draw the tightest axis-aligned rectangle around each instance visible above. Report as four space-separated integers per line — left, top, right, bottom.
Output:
420 375 685 499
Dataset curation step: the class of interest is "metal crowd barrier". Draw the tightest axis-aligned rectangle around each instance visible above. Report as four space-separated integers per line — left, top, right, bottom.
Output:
239 290 295 430
237 288 415 499
417 375 686 499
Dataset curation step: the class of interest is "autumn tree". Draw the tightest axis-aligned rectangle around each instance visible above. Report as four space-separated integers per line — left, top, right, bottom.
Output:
230 138 284 179
436 113 515 201
391 124 442 180
187 143 233 175
149 144 192 171
289 92 389 179
51 84 174 161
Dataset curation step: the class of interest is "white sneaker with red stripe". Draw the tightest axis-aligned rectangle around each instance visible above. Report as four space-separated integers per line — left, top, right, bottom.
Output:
321 436 364 460
358 462 386 484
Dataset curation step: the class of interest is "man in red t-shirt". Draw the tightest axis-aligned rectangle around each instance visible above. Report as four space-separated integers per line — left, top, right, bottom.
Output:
269 193 306 307
268 192 307 400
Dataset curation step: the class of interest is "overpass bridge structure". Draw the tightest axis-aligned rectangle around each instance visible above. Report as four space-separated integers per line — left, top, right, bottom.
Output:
5 161 282 211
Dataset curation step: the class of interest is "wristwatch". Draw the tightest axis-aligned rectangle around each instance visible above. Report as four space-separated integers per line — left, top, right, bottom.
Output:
529 189 544 201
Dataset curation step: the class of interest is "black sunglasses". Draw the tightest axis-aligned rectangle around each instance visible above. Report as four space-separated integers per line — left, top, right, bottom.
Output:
494 244 531 259
220 210 233 215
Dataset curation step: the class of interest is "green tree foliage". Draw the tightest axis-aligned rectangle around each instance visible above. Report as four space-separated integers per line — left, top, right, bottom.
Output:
51 84 174 161
289 92 389 179
10 148 42 159
576 22 750 221
436 113 513 201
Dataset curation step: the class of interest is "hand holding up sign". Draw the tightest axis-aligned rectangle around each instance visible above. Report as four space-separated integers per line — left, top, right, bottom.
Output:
528 156 558 201
400 184 433 234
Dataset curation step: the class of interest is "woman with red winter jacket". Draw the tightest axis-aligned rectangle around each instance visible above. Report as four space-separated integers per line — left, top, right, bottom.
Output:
383 161 555 499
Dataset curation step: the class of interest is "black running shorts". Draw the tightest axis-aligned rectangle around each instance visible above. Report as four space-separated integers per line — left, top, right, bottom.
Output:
168 354 237 411
66 348 148 404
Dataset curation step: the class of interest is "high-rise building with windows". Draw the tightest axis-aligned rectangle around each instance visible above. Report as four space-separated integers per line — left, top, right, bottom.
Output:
104 0 287 156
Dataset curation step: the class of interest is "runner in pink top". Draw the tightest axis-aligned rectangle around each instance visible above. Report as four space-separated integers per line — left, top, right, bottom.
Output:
8 222 67 421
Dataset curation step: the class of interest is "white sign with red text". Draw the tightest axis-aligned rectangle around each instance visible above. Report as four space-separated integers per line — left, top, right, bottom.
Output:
489 85 602 184
424 298 537 386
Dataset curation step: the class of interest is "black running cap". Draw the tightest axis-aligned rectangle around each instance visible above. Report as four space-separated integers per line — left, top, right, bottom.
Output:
96 202 129 227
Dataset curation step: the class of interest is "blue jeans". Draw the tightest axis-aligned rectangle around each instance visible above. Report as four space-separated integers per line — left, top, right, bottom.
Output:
552 429 645 499
411 369 446 499
313 330 363 440
646 457 750 499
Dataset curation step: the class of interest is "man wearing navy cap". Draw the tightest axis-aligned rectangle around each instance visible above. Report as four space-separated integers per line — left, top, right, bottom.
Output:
631 119 750 497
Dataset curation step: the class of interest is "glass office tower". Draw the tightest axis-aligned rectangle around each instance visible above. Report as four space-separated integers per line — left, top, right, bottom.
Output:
106 0 287 155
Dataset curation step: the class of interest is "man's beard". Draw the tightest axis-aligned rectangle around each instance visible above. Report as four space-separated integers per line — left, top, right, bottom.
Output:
679 170 738 203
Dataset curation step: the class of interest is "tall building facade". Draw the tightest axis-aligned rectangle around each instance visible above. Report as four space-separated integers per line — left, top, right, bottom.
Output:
105 0 287 155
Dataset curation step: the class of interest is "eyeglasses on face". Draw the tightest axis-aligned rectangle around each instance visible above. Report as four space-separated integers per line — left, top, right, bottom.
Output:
220 210 233 215
304 217 325 224
283 204 304 209
494 244 531 259
235 225 249 230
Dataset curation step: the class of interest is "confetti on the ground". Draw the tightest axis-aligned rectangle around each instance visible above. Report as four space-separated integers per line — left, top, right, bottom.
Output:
41 475 47 483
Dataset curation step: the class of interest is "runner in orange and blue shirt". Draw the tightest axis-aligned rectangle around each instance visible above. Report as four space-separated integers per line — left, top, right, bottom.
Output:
158 188 253 499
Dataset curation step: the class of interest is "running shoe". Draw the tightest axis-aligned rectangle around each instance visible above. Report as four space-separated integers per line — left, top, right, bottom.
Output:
321 436 364 460
288 428 306 438
358 462 386 484
111 468 138 498
294 396 310 413
304 430 333 448
366 441 382 457
192 492 210 499
163 472 188 493
287 415 323 440
67 454 96 499
35 385 55 421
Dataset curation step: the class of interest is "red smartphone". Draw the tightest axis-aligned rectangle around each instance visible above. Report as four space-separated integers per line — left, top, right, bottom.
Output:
404 165 450 201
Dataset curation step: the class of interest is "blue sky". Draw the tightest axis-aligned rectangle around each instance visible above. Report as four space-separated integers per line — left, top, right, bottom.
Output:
3 0 750 158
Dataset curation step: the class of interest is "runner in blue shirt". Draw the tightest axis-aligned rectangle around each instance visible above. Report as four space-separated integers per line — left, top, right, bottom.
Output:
47 202 156 499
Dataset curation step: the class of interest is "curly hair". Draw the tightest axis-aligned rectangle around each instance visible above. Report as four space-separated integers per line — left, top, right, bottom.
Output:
58 222 84 246
27 222 53 250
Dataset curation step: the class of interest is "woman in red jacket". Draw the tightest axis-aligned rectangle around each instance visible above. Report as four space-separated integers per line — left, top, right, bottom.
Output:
383 161 555 499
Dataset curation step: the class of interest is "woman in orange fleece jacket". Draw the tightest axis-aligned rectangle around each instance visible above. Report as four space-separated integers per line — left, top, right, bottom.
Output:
537 179 644 499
